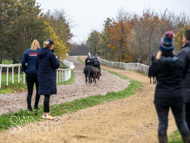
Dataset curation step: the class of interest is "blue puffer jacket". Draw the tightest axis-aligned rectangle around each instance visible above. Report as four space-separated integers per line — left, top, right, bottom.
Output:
21 48 39 74
36 48 60 95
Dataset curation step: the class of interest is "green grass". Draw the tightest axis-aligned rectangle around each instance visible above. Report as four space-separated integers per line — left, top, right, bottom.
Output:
169 130 183 143
77 56 85 63
0 73 27 94
59 61 69 68
2 60 13 64
0 68 141 132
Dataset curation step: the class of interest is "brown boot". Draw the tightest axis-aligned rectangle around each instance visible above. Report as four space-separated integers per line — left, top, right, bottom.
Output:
158 135 168 143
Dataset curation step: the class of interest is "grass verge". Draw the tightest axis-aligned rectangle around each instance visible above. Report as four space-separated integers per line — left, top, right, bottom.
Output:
0 69 141 132
77 56 85 63
169 130 183 143
0 73 27 94
59 61 69 68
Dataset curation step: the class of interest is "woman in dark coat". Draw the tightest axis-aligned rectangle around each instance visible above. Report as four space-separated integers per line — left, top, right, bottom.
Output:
178 29 190 131
36 39 59 119
149 31 190 143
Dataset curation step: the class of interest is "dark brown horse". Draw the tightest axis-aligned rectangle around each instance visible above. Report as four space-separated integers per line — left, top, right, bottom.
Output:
92 67 100 84
148 65 156 84
84 65 93 83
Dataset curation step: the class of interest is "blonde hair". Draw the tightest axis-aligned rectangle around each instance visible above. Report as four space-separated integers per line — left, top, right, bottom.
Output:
156 51 175 60
31 39 40 51
43 41 51 48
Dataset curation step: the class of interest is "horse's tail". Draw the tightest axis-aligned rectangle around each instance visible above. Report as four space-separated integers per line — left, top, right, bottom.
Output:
87 66 92 77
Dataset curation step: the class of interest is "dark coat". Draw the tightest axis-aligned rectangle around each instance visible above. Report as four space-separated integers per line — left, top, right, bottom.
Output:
36 48 60 95
149 55 185 106
93 60 100 69
178 41 190 103
21 48 39 74
85 57 92 66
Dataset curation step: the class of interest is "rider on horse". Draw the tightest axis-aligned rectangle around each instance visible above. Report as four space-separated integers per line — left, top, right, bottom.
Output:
151 53 156 64
85 55 92 66
92 57 101 76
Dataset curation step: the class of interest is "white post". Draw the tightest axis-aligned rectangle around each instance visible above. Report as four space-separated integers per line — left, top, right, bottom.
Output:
68 70 71 80
62 70 63 82
23 72 25 84
59 70 61 83
12 67 14 83
18 66 20 83
0 67 2 88
6 67 9 86
56 70 58 83
65 70 67 81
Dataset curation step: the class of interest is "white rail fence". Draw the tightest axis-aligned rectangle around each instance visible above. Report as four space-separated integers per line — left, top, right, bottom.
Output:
99 58 149 73
0 59 75 88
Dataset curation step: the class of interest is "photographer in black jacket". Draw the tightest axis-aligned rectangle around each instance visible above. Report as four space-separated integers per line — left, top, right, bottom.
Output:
178 29 190 131
149 31 190 143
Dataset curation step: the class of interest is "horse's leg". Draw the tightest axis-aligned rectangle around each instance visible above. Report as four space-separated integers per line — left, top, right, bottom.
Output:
154 77 156 84
150 77 151 84
85 74 87 83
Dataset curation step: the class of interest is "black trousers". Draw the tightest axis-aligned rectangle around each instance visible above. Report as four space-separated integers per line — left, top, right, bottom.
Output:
155 104 189 136
185 103 190 130
44 95 50 112
26 73 40 109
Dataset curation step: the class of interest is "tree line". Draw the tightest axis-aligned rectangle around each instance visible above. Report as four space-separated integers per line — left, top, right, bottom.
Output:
0 0 72 64
87 9 190 65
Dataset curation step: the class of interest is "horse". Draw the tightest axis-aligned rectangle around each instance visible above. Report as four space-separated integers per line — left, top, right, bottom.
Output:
92 67 100 84
84 65 93 83
148 65 156 84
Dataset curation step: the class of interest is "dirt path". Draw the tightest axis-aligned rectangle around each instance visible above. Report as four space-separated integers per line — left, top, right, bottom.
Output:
0 56 177 143
0 56 129 115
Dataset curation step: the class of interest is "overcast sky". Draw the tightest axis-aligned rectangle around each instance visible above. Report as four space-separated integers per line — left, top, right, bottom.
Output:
36 0 190 43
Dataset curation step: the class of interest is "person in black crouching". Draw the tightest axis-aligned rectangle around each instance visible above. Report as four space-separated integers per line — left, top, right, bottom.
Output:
149 31 190 143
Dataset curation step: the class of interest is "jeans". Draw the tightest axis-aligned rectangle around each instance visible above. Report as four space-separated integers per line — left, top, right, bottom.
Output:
44 95 50 112
155 104 189 136
26 73 40 109
185 103 190 130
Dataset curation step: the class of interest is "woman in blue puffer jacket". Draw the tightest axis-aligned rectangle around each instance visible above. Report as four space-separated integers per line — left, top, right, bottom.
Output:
36 39 59 119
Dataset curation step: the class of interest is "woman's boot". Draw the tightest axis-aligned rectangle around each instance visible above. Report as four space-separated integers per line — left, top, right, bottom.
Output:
182 135 190 143
158 135 168 143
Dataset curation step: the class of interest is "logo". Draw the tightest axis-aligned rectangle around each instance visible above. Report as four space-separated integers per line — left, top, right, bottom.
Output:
10 116 60 134
29 53 37 56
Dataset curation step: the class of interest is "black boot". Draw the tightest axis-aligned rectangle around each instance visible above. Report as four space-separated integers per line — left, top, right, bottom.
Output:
182 135 190 143
158 135 168 143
